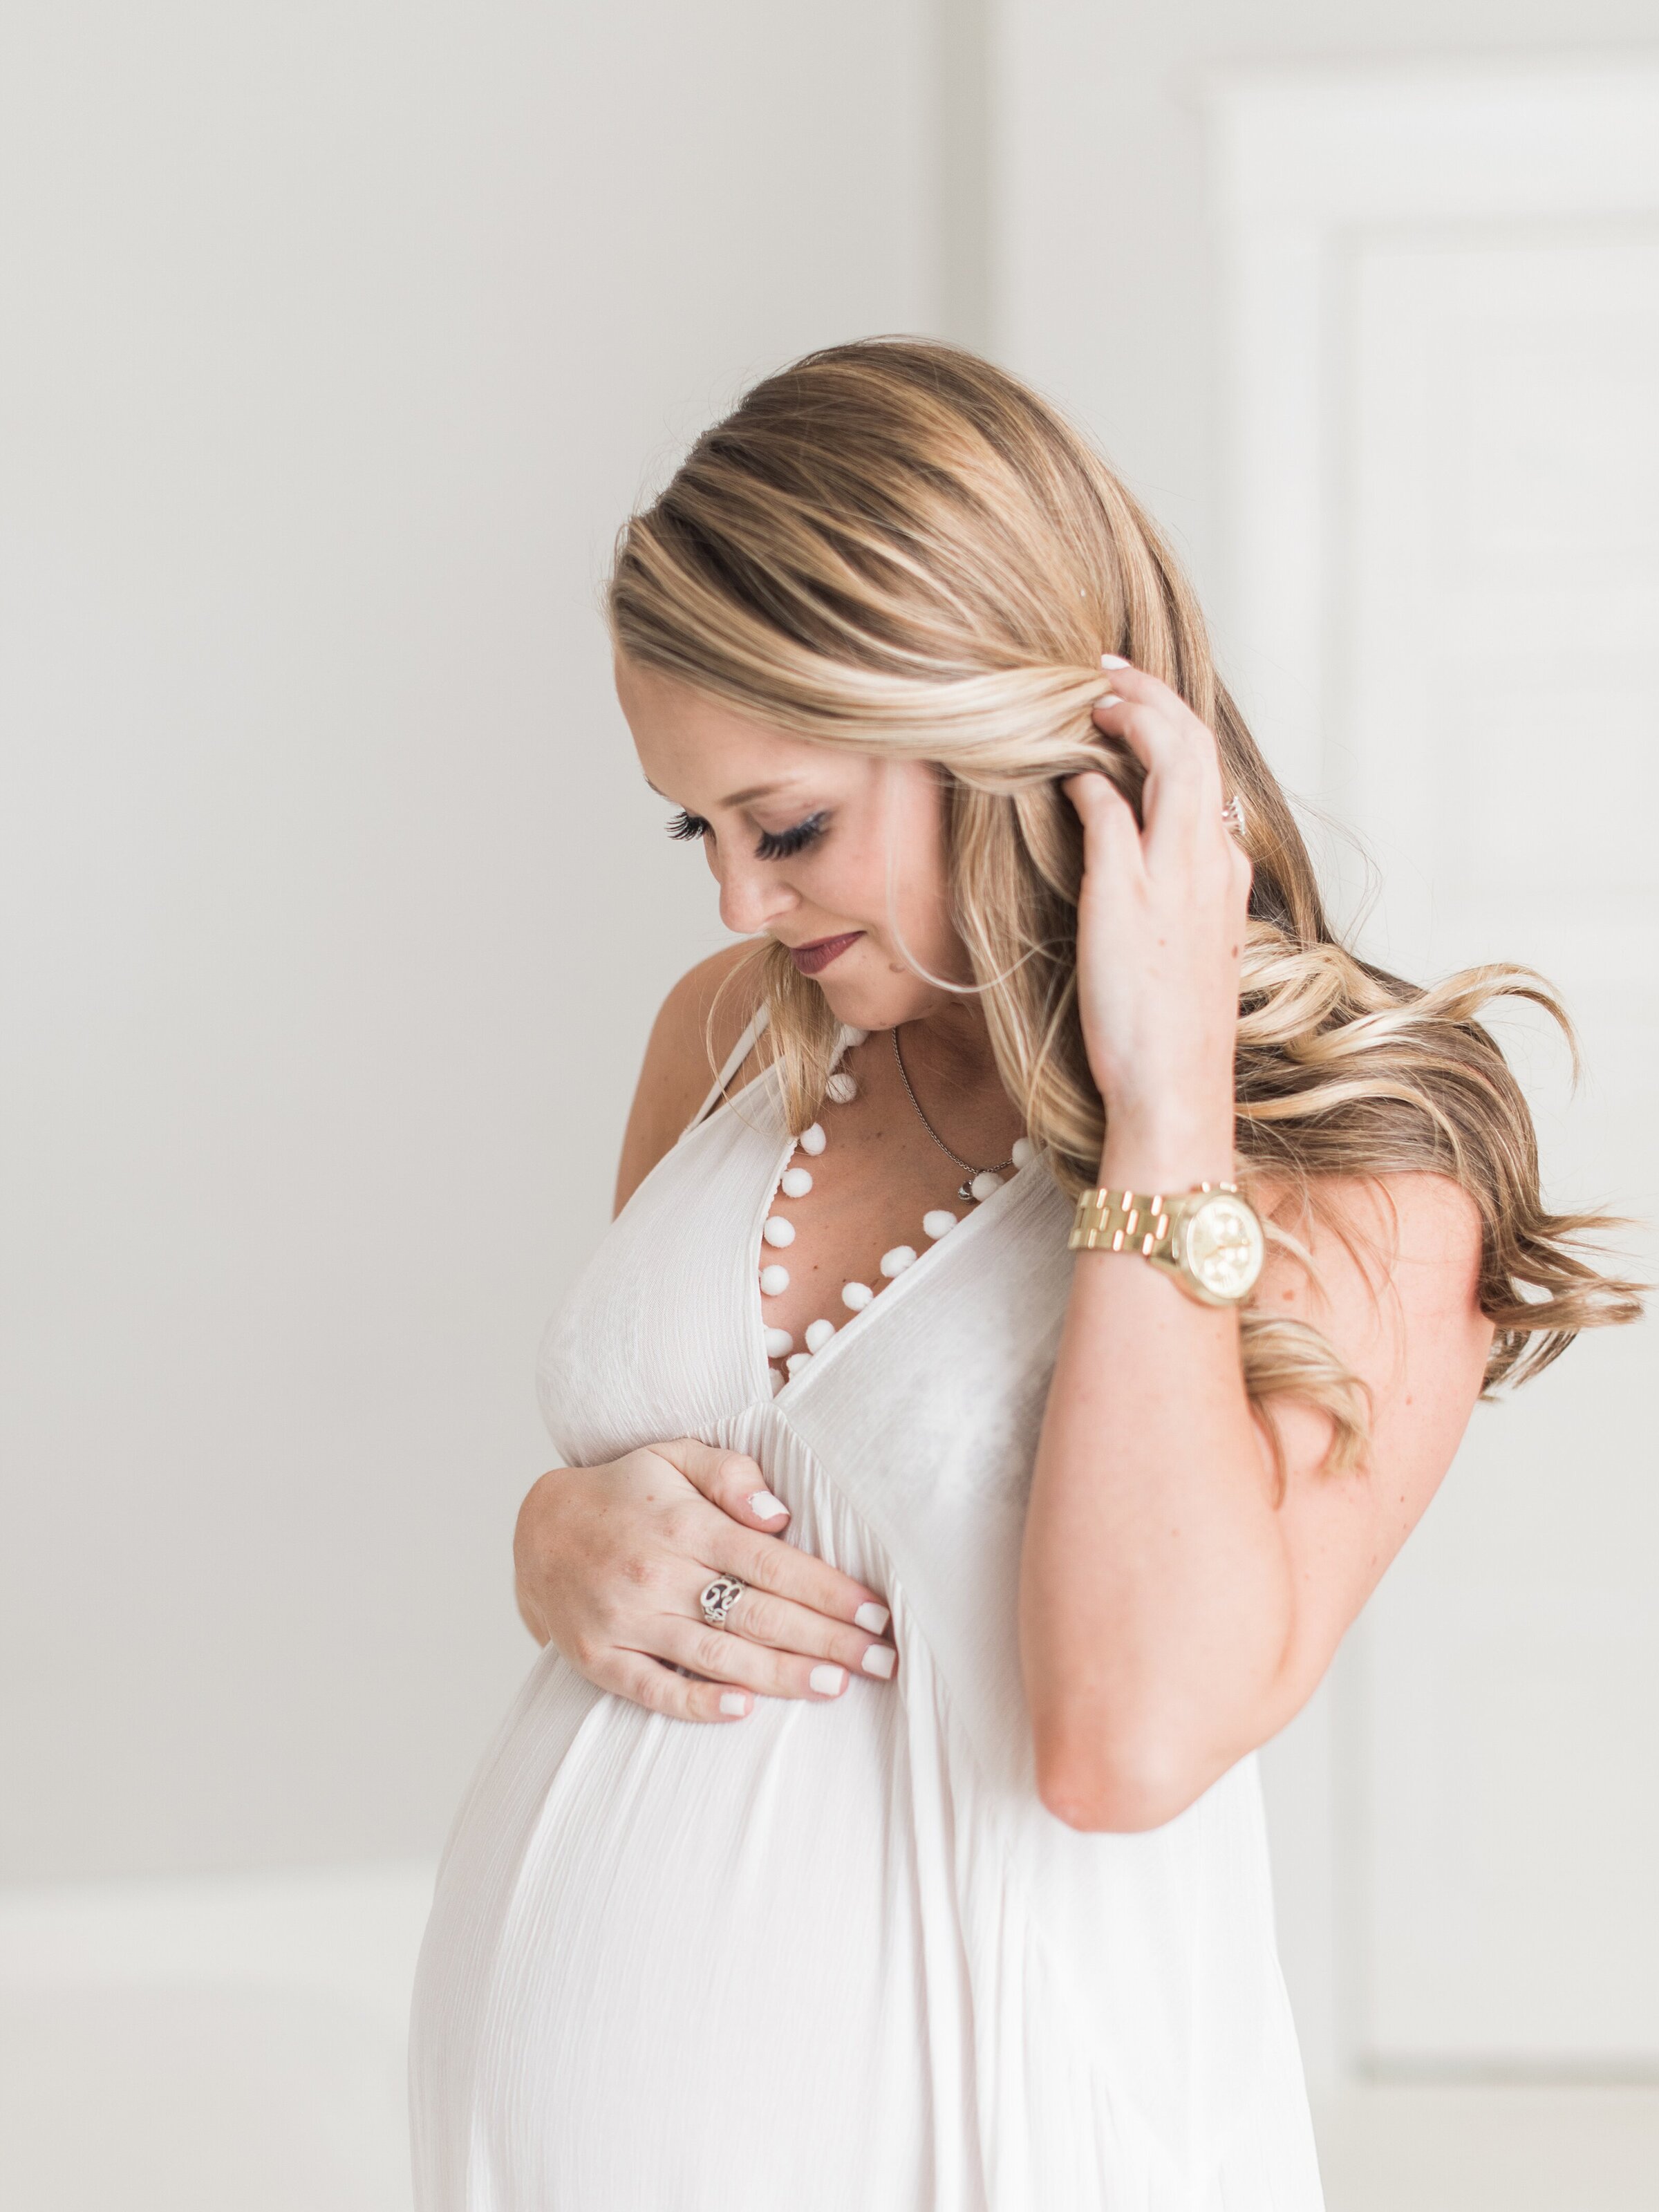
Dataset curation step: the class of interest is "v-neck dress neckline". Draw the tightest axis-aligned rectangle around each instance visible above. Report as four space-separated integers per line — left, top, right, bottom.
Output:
738 1063 1044 1414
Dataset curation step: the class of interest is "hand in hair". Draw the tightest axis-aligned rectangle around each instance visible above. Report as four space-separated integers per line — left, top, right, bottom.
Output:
1062 662 1253 1193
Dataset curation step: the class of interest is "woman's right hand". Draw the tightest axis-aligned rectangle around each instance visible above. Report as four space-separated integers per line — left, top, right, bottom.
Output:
513 1438 899 1722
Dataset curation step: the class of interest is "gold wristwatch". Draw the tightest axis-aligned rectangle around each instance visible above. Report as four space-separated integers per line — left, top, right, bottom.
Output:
1068 1181 1265 1306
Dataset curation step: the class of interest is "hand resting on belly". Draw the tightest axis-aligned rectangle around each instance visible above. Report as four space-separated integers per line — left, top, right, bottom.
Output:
514 1436 899 1721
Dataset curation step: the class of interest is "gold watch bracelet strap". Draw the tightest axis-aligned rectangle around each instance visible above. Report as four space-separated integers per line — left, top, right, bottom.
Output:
1067 1180 1239 1255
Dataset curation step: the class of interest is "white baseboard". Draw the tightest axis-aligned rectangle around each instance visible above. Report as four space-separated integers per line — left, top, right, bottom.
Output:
0 1861 436 2212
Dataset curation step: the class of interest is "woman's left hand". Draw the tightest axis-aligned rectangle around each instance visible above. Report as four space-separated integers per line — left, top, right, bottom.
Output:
1062 662 1251 1190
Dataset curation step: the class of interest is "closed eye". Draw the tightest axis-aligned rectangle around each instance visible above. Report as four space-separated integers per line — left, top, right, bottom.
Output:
754 810 829 861
665 809 711 842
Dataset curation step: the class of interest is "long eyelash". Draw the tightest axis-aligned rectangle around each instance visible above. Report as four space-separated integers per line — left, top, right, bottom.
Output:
665 809 710 842
755 811 828 861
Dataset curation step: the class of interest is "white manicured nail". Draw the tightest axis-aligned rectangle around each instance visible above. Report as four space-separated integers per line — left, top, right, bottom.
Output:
854 1602 890 1634
809 1664 845 1695
861 1645 896 1680
720 1691 751 1716
748 1490 788 1521
1100 653 1129 668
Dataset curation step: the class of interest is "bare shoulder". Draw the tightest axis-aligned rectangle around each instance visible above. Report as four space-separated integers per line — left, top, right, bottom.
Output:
1256 1168 1485 1320
612 942 769 1215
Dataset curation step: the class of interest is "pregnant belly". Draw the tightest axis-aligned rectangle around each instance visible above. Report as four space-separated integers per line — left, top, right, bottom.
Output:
411 1648 935 2212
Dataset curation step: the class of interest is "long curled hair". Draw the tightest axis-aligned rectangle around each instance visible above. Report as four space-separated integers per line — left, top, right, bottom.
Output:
607 337 1641 1470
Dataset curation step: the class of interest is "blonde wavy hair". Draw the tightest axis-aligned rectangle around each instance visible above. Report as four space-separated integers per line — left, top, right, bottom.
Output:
608 337 1641 1472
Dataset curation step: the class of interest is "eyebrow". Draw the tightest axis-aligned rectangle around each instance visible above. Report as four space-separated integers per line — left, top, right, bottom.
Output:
643 776 805 809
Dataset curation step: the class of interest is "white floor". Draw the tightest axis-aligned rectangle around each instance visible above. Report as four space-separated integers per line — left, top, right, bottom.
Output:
1315 2084 1659 2212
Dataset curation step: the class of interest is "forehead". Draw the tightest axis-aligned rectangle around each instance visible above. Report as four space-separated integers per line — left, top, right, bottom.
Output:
615 659 856 802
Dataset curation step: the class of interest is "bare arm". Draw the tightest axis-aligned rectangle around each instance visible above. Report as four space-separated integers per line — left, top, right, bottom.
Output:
1021 662 1493 1831
1022 1170 1491 1830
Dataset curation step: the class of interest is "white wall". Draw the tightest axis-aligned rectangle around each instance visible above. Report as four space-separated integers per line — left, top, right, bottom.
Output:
0 0 940 1883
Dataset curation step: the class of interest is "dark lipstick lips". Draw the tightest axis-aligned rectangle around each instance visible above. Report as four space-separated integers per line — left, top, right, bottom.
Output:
787 930 864 977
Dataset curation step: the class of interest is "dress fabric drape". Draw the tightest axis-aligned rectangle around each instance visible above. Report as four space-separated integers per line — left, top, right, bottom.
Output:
408 1024 1325 2211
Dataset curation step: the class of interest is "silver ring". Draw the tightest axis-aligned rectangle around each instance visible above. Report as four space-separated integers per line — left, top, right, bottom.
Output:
1221 793 1245 838
699 1575 746 1627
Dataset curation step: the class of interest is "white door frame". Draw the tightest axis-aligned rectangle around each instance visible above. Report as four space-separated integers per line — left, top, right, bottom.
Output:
1203 56 1659 2093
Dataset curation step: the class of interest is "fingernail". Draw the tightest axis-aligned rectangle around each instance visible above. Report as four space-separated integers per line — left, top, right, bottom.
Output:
809 1664 845 1696
854 1601 890 1634
1100 653 1130 668
748 1490 788 1521
861 1645 897 1680
1095 689 1122 707
719 1691 751 1716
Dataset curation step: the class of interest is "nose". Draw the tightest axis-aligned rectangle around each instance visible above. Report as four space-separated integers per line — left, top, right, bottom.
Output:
711 843 798 937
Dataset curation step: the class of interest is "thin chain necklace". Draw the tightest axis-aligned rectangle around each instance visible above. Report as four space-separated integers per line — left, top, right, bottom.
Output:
891 1024 1018 1203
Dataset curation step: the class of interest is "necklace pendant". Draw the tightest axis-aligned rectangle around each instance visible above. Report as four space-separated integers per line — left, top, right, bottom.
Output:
957 1176 978 1203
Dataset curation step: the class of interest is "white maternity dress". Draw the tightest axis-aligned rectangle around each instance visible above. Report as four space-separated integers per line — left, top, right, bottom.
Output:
409 1015 1324 2211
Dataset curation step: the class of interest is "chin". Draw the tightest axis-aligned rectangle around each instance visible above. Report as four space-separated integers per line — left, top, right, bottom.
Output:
817 967 932 1035
805 930 957 1032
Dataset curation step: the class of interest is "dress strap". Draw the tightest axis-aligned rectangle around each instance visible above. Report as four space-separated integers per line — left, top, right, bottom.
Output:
684 1002 771 1134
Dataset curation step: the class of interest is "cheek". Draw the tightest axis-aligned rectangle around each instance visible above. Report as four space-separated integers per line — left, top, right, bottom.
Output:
805 845 888 926
883 780 953 920
818 833 945 935
794 769 954 935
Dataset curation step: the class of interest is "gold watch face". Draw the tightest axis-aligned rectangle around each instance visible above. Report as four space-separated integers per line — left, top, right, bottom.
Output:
1181 1193 1265 1303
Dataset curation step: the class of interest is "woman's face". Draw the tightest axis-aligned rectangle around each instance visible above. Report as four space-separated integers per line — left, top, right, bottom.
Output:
617 659 971 1030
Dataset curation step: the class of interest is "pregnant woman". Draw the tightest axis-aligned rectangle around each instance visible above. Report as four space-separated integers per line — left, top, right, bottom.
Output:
409 339 1636 2209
